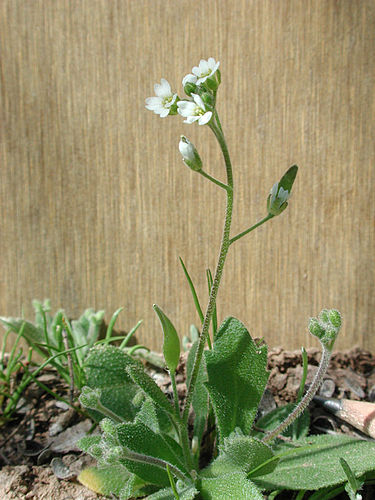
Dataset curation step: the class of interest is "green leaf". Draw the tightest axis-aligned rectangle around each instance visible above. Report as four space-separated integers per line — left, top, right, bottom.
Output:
76 435 102 453
78 464 130 495
146 485 198 499
179 257 204 324
204 432 278 478
279 165 298 193
253 403 310 441
199 472 265 500
204 317 269 442
117 422 187 486
84 344 139 421
340 458 363 499
126 363 175 417
254 434 375 490
153 304 180 374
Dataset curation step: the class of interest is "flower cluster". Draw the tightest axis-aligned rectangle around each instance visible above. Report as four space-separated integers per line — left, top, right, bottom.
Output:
145 58 220 126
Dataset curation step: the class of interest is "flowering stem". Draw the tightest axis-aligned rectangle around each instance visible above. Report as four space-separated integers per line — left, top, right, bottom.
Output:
229 213 274 245
199 169 231 191
262 346 332 444
182 116 234 425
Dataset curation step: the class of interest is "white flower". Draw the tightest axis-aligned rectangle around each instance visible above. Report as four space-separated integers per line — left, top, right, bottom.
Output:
145 78 177 118
183 58 220 86
177 94 212 125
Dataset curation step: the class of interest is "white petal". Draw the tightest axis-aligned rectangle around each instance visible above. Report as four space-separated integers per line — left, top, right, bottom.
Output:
192 94 205 110
199 59 209 75
145 96 161 106
154 78 172 98
159 108 170 118
207 57 216 68
182 74 197 86
192 66 201 77
184 116 199 124
177 101 195 117
198 112 212 125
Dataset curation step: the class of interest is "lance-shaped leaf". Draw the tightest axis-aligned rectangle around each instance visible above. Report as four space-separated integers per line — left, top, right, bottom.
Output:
126 363 175 417
254 434 375 491
204 317 269 443
153 304 180 374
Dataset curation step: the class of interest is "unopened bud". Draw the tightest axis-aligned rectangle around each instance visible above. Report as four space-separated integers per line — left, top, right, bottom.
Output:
267 182 290 216
100 417 117 436
205 75 219 91
308 309 341 350
200 92 215 107
179 136 202 172
267 165 298 216
79 386 102 409
182 74 198 96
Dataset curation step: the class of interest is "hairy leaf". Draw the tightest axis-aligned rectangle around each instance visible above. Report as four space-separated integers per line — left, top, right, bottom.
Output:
205 432 277 478
199 472 264 499
84 344 139 421
204 317 269 442
254 434 375 490
117 422 187 486
78 464 130 495
126 363 175 417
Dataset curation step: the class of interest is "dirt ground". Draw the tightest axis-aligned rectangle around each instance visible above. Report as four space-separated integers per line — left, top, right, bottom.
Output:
1 345 375 499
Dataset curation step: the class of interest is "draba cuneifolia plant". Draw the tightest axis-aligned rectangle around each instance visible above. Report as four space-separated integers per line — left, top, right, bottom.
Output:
77 58 375 500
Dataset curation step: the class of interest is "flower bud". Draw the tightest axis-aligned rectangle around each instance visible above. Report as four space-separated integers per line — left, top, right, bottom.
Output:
182 74 198 96
205 75 219 91
267 165 298 216
200 92 215 107
100 417 117 436
308 309 341 351
267 183 290 216
308 318 326 340
184 82 198 96
88 443 104 459
179 136 202 172
79 386 102 409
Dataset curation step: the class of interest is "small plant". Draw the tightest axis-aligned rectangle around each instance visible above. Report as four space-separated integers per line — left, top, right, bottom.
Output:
0 323 33 424
75 58 375 499
0 300 144 414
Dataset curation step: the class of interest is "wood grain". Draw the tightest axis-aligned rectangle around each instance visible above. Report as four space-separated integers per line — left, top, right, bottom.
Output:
1 0 374 353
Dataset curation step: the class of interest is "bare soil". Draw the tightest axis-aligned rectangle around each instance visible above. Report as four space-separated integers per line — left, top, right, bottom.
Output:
1 346 375 499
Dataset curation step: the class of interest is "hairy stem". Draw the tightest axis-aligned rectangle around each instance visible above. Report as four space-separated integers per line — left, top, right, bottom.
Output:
125 449 191 483
229 213 274 245
182 117 234 424
262 347 332 443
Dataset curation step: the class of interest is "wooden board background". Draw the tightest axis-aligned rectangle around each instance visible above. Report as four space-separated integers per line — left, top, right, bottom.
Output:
1 0 374 353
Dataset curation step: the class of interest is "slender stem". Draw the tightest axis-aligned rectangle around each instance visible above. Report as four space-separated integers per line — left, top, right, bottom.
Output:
125 449 191 483
182 117 234 424
199 169 231 191
170 371 180 417
229 213 274 245
262 347 332 443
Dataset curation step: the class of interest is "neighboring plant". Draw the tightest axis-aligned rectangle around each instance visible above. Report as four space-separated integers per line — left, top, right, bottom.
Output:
73 58 375 498
0 323 33 424
0 300 144 413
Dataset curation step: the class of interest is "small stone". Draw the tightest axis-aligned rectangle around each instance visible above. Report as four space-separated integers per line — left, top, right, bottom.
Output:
319 378 336 398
